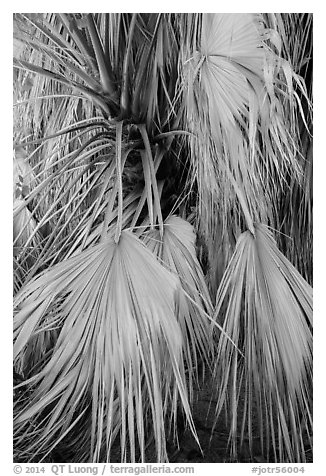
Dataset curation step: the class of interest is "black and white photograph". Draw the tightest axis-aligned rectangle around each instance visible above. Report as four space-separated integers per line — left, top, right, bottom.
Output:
12 9 315 473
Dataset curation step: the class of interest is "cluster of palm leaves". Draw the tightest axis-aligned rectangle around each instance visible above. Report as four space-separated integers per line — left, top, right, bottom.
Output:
13 13 312 463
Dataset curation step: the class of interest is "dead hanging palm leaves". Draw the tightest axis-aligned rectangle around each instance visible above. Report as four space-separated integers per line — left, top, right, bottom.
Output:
14 231 197 462
212 223 312 462
181 13 306 295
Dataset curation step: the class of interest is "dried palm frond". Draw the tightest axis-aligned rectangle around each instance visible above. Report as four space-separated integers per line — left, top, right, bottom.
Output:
212 223 312 462
180 13 308 295
263 14 313 283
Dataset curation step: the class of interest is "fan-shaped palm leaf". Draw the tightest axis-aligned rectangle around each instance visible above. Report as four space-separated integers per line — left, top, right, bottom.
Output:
212 223 312 462
14 231 197 462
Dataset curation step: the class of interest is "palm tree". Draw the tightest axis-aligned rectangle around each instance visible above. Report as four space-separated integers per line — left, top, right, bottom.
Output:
13 13 312 463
